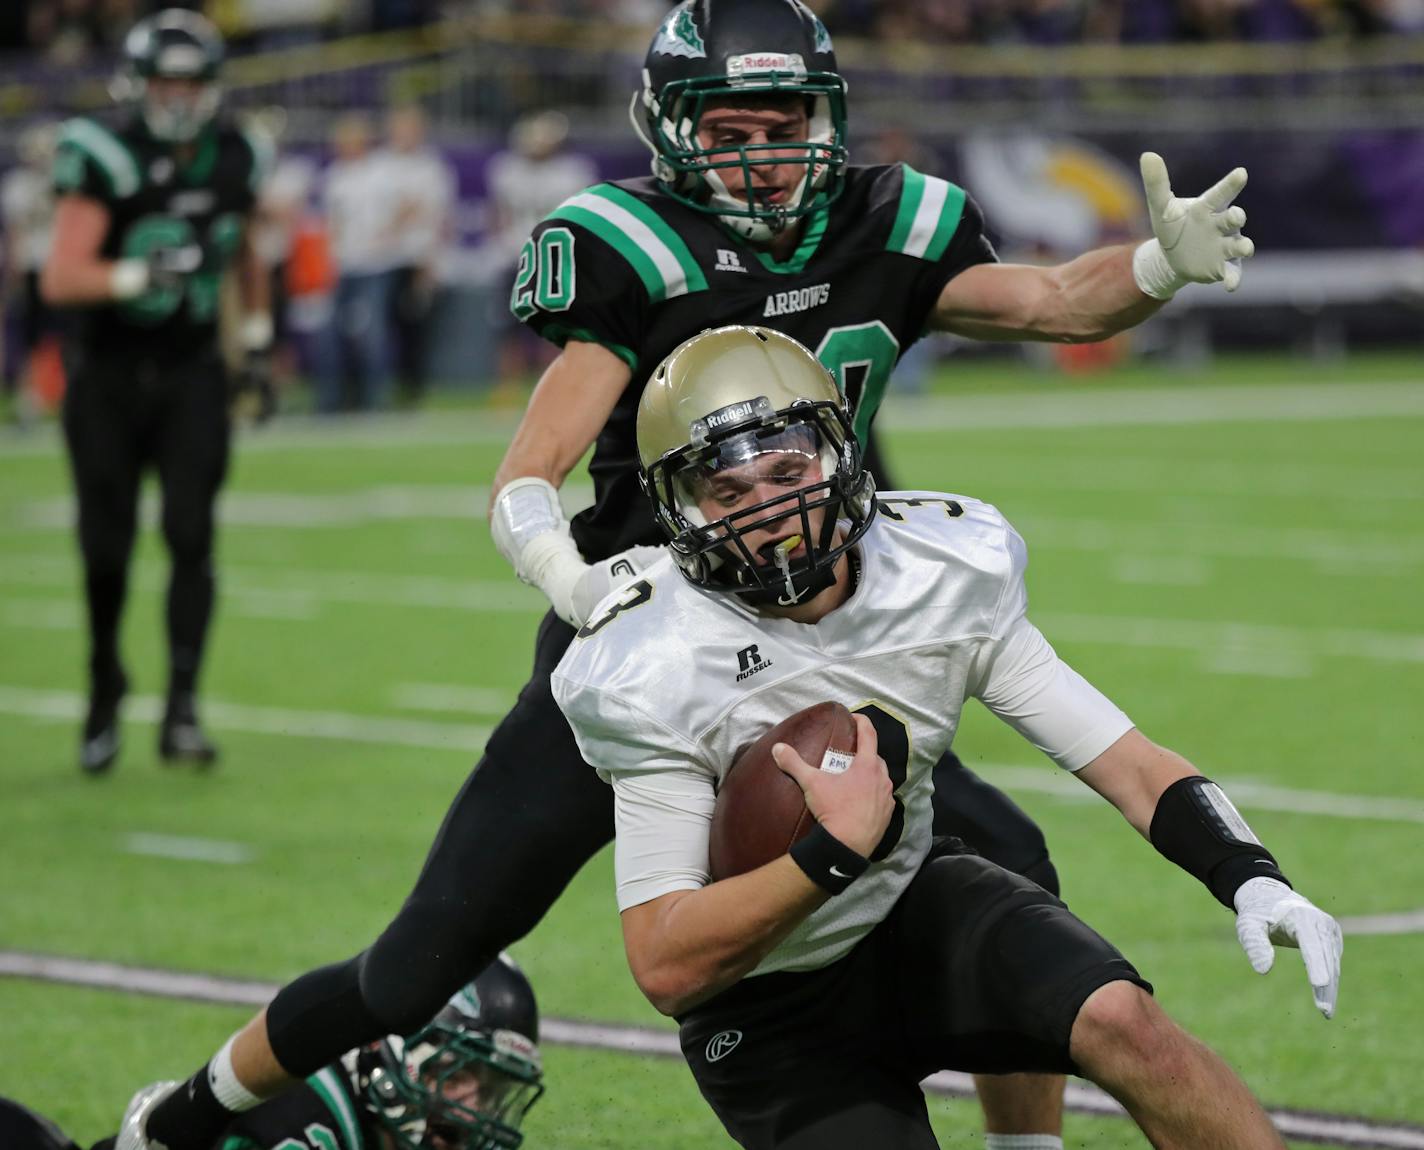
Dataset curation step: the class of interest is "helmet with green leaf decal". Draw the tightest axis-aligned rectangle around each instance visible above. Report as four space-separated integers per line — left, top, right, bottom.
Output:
634 0 849 243
113 9 225 143
352 955 545 1150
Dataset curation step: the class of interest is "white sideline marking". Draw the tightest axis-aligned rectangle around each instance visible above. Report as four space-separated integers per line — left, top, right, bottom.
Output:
1337 908 1424 936
389 683 513 715
1 950 1422 1148
3 380 1422 461
123 833 254 865
974 764 1424 828
14 483 593 531
2 555 1421 675
0 686 491 754
4 684 1423 831
1039 612 1424 666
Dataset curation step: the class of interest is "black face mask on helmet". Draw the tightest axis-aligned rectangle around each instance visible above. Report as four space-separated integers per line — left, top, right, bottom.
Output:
644 396 876 608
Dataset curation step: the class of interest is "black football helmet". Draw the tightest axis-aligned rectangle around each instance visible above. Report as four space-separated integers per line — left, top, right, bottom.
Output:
352 956 545 1150
114 9 224 143
635 0 849 242
638 326 876 607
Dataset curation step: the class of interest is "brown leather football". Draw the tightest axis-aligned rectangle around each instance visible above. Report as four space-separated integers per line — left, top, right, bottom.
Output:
708 701 857 881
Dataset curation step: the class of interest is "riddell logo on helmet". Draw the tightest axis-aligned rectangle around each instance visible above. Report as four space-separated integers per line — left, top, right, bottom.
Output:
727 52 807 81
705 401 757 429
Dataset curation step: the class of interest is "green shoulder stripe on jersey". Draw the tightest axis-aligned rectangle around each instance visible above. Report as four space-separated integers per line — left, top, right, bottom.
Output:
241 125 277 193
56 118 141 198
548 184 708 303
308 1067 364 1150
219 1137 258 1150
541 323 638 370
885 166 967 262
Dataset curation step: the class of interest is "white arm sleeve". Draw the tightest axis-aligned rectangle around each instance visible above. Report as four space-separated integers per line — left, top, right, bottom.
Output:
611 769 717 911
969 614 1134 771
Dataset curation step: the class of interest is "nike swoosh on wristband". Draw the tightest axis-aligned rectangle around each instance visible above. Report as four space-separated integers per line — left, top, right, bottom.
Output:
829 866 852 878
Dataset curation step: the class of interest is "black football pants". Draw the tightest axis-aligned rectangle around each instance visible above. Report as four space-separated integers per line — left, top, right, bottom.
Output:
265 611 1060 1074
61 349 231 700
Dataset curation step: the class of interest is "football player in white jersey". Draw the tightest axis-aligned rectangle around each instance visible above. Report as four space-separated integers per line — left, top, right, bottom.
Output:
552 325 1342 1150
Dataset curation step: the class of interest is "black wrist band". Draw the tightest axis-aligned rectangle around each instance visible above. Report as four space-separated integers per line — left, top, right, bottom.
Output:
1149 775 1291 909
790 824 869 895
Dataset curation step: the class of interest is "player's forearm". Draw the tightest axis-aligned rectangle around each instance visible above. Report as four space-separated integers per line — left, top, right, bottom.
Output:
1037 243 1166 342
625 860 828 1016
40 257 141 306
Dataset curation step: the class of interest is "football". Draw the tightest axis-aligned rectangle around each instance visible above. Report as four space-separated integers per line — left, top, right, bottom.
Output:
708 701 858 881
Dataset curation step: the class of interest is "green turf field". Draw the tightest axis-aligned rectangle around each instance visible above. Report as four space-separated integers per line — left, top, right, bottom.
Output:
2 353 1421 1148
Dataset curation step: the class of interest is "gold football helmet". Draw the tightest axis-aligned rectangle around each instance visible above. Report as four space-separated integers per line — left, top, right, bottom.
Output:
637 325 875 605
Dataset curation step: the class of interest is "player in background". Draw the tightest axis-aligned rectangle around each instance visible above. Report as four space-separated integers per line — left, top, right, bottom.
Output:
553 325 1342 1150
116 3 1254 1147
42 8 273 774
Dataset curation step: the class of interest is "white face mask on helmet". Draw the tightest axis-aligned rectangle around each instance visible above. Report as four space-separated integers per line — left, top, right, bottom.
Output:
114 9 225 143
635 0 849 244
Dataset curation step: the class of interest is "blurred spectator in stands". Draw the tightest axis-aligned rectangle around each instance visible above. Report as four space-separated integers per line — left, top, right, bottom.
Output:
320 113 399 412
376 103 455 407
252 122 321 403
484 109 596 396
2 121 61 423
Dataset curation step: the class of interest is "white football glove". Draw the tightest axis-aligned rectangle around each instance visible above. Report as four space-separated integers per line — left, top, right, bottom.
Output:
568 544 666 628
115 1080 179 1150
1133 152 1255 299
1234 876 1343 1019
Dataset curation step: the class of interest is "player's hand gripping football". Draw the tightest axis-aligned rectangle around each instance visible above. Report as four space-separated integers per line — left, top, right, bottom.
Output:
1133 152 1255 299
771 713 895 859
1233 876 1344 1019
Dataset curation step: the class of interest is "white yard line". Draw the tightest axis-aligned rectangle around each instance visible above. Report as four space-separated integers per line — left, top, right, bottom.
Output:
973 764 1424 828
2 555 1421 672
388 683 514 715
3 685 1422 830
1 950 1421 1148
3 379 1423 461
0 686 490 754
1337 909 1424 936
122 833 254 865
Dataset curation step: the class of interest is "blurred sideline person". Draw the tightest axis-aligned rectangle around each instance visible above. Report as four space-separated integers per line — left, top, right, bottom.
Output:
377 103 455 408
12 957 544 1150
2 121 60 422
116 3 1256 1148
41 8 273 774
483 111 595 396
318 113 397 412
553 326 1342 1150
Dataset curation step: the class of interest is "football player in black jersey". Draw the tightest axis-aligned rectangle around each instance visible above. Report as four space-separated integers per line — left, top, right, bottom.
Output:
42 9 273 775
121 3 1254 1148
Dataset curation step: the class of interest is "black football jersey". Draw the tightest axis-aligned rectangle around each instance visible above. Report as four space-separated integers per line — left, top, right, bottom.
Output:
51 114 269 362
515 164 996 560
215 1066 368 1150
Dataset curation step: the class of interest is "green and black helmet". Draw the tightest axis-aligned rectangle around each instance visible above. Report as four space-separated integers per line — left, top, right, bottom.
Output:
635 0 849 242
115 9 225 143
353 955 545 1150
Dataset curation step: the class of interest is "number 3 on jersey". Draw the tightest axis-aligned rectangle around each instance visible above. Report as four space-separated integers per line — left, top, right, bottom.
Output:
512 227 576 320
815 321 901 444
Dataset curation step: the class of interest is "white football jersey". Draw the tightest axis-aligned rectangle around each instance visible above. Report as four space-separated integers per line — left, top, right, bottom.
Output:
552 492 1133 975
